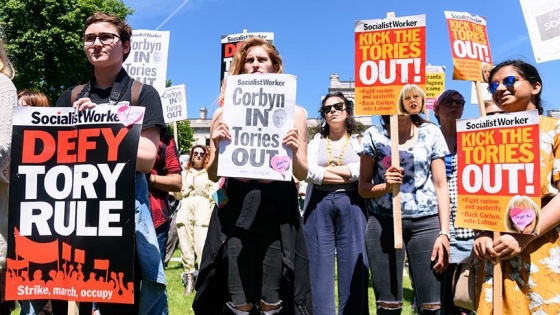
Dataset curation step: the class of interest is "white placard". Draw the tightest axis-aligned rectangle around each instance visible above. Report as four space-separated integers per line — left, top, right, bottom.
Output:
218 74 297 181
161 84 187 123
123 30 170 94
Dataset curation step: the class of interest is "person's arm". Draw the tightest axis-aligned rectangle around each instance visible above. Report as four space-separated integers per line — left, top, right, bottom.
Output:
430 157 450 273
289 106 308 181
149 172 182 192
136 127 160 173
358 156 402 199
207 108 229 182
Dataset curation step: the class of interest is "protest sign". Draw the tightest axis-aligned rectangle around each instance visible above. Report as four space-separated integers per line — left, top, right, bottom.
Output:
425 65 445 110
354 14 426 115
519 0 560 63
220 32 274 85
161 84 187 123
456 110 540 234
445 11 492 81
5 106 143 303
218 74 296 181
123 30 170 94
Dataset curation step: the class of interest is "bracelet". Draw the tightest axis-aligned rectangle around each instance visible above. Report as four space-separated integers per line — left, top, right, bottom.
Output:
438 230 450 240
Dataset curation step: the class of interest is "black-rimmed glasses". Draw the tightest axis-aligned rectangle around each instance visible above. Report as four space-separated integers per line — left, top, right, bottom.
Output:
83 33 121 46
193 152 206 157
442 99 466 107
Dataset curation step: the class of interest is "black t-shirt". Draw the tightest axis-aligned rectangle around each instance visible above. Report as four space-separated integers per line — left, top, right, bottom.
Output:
55 68 165 131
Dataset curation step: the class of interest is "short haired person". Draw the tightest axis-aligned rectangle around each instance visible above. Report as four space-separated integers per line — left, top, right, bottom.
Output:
147 129 182 265
55 12 167 314
433 90 475 315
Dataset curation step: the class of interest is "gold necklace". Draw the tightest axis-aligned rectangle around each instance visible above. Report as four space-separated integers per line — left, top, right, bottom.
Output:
326 134 350 166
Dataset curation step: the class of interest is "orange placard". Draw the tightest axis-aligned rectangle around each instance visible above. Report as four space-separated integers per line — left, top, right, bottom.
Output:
354 14 426 115
445 11 493 81
456 110 541 234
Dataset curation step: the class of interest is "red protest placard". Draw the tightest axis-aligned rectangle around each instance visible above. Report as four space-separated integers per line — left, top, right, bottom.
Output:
354 14 426 115
445 11 493 82
5 106 142 304
456 110 540 234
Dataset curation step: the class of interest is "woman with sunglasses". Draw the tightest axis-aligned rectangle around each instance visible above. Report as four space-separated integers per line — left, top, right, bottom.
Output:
175 144 214 295
193 37 311 315
303 92 368 314
433 90 475 315
358 83 450 314
473 59 560 313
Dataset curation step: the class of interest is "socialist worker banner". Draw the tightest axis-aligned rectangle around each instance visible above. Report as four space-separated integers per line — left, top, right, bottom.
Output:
456 110 540 234
445 11 493 81
6 106 144 304
220 32 274 86
354 14 426 115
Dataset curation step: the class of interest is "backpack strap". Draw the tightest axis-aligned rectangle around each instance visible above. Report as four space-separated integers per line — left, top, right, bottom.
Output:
131 81 143 106
70 84 86 104
71 81 143 105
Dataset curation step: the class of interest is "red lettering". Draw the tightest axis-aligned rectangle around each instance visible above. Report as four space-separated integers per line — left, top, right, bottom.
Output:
57 130 78 163
22 130 56 163
101 128 128 161
76 129 100 163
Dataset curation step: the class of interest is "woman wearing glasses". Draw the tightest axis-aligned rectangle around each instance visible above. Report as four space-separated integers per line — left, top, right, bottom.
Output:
473 59 560 313
175 144 214 295
56 12 167 314
303 92 368 314
358 84 450 314
433 90 475 315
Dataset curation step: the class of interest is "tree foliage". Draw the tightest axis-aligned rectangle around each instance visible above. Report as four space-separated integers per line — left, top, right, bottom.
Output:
0 0 132 104
171 120 195 155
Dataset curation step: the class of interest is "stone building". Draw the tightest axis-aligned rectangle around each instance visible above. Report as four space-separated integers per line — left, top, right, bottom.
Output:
188 74 372 145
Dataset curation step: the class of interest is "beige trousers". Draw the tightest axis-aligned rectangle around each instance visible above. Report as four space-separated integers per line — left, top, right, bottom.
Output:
176 195 212 273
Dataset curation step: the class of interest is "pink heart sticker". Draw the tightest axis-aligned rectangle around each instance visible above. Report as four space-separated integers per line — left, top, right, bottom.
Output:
509 207 536 232
270 155 291 176
382 156 392 168
117 105 144 127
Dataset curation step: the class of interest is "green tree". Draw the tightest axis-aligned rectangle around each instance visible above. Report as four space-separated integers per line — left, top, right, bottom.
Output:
171 120 195 155
0 0 132 104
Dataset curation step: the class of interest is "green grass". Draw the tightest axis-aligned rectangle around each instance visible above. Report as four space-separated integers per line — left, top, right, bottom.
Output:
165 248 416 315
10 249 416 314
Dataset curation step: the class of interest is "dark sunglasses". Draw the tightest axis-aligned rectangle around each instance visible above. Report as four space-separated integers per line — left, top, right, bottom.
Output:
320 102 345 114
442 99 465 107
487 76 519 94
193 152 206 157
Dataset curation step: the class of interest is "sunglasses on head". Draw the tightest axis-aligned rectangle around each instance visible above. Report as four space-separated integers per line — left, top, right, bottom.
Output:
487 75 519 94
193 151 206 157
442 99 465 107
320 102 345 114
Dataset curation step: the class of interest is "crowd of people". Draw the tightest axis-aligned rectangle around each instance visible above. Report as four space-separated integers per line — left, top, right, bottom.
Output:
1 9 560 315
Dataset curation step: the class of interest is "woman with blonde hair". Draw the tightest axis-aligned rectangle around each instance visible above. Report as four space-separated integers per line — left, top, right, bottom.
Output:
359 83 450 314
176 144 214 295
0 24 17 315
